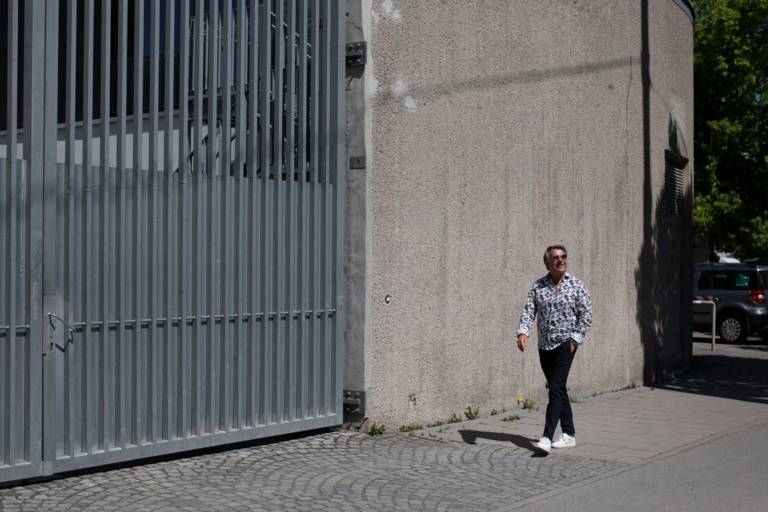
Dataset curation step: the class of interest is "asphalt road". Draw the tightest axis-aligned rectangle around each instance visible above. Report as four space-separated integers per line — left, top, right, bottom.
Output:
511 419 768 512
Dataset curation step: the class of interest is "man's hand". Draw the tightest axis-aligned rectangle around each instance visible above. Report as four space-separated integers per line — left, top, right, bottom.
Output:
570 340 577 353
517 334 528 352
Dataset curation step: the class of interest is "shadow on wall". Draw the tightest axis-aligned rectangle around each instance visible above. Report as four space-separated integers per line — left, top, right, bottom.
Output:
635 143 693 384
636 0 693 384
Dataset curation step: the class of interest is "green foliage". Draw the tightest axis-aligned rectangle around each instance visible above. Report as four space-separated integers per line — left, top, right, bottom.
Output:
694 0 768 256
426 420 446 428
447 413 463 424
368 423 385 436
501 414 521 422
463 406 480 421
489 409 499 416
521 399 538 411
398 423 423 433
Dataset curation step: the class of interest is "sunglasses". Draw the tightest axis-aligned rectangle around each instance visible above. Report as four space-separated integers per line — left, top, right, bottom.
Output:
551 254 567 261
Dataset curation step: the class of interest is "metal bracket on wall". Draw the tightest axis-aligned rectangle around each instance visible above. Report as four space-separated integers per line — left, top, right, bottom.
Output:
349 155 366 169
343 389 366 419
346 41 367 67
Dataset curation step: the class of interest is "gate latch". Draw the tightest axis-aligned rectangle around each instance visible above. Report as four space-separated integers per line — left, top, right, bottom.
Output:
48 312 75 352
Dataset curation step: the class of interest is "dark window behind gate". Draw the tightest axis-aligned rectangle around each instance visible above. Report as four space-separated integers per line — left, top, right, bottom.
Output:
1 0 344 482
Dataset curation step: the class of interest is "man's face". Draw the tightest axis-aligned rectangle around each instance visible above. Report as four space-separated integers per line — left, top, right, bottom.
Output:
547 249 568 273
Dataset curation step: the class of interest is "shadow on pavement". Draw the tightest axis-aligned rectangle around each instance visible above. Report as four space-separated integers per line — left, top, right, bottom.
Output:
457 430 546 457
654 343 768 405
737 345 768 353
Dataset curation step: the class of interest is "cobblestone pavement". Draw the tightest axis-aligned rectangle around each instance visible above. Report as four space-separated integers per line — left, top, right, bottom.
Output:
0 432 626 511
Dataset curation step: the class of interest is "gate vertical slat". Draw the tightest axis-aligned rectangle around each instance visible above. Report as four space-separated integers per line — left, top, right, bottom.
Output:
64 0 78 458
100 0 113 452
234 0 248 430
178 0 191 440
192 0 201 436
115 0 128 450
274 0 286 424
236 180 245 429
207 0 219 177
194 156 204 434
179 164 190 439
246 0 260 427
0 157 6 466
3 0 20 467
25 0 50 475
331 0 344 417
286 0 297 422
0 155 3 466
222 173 234 430
206 0 219 433
163 0 176 443
192 0 205 436
138 164 149 443
320 0 332 416
42 0 62 468
309 0 320 419
82 0 95 454
148 0 161 444
222 0 233 176
194 0 205 178
193 147 210 435
297 0 308 421
192 0 210 435
131 0 145 446
259 0 273 425
221 0 234 432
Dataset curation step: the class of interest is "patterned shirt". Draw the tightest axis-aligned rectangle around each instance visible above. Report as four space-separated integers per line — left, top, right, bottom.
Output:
516 272 592 351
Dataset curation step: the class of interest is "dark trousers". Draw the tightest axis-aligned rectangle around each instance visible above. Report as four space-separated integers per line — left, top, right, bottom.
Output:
539 341 576 439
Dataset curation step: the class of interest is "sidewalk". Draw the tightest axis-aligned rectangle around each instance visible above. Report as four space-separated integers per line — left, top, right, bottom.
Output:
1 341 766 511
415 341 768 466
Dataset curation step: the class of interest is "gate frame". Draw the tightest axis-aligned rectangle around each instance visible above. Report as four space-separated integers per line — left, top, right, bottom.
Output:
1 0 346 483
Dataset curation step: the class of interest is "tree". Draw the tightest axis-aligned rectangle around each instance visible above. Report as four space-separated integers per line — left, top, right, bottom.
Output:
693 0 768 257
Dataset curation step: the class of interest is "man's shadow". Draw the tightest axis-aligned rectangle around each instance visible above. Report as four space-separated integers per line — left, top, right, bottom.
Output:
458 429 546 457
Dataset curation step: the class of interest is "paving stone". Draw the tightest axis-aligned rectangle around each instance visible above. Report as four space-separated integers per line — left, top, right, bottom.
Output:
0 432 626 511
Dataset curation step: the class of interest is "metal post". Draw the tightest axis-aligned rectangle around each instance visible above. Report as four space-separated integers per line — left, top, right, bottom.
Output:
693 300 717 351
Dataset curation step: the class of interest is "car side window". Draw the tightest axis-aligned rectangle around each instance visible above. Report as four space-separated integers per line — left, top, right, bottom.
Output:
730 271 755 290
731 272 747 289
699 271 729 290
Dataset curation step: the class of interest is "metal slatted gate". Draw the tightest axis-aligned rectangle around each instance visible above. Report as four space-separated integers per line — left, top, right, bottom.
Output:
1 0 344 482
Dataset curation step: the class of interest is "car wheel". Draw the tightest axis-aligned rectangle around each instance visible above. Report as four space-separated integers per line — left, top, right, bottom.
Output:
718 314 746 343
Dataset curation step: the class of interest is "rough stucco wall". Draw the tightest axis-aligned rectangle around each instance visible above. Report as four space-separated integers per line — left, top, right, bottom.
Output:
359 0 693 426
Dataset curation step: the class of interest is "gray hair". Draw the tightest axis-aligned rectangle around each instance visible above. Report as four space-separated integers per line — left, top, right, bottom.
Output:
543 245 567 264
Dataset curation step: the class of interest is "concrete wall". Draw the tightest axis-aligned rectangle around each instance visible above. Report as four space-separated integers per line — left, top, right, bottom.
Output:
345 0 694 427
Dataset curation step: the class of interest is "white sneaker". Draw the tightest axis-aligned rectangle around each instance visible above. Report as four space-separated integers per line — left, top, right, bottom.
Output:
551 433 576 449
533 437 551 455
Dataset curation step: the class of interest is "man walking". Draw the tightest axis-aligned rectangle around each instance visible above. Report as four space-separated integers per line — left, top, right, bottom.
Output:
516 245 592 455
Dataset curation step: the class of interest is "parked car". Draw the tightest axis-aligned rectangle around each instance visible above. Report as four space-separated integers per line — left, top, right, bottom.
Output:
693 263 768 343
